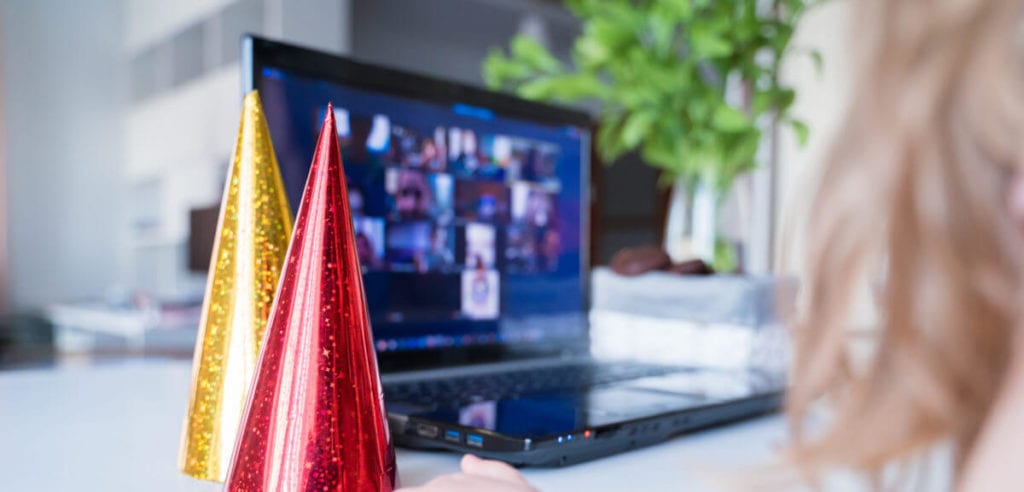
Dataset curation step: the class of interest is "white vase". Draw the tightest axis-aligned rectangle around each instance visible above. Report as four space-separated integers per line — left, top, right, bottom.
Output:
663 175 718 265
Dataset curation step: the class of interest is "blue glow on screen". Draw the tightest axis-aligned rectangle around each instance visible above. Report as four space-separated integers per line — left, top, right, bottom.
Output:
452 103 494 120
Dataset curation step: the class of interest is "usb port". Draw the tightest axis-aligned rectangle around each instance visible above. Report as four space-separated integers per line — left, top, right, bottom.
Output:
444 430 461 443
416 423 439 438
466 434 484 448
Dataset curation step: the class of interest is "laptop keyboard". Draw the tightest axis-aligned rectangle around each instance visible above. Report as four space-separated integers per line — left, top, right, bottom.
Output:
383 362 683 405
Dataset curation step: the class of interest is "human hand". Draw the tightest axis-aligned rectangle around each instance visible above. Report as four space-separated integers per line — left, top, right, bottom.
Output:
398 454 537 492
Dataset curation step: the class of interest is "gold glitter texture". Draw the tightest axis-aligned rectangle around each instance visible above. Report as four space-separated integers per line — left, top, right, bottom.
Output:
178 91 293 482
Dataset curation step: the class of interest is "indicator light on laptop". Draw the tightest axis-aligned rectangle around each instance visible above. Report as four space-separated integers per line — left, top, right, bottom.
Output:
467 434 484 448
584 430 592 439
567 434 573 441
557 436 564 443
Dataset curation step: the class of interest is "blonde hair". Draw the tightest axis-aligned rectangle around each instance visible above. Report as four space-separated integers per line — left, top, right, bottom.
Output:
787 0 1024 484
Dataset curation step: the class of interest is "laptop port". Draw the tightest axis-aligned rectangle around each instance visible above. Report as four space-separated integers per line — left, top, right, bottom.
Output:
466 434 484 448
416 423 439 438
444 429 462 443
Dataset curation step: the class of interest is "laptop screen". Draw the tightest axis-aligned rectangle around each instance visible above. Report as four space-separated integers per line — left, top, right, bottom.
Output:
255 59 589 355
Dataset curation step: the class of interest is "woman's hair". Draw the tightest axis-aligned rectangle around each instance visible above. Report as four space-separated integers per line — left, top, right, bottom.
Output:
787 0 1024 484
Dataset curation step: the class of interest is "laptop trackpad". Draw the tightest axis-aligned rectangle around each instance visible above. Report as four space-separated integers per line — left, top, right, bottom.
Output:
580 386 706 427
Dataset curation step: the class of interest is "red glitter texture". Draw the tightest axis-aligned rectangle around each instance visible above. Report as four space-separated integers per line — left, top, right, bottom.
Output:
224 105 396 491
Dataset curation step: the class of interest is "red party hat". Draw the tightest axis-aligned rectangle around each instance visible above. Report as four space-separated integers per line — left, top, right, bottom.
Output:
224 104 396 491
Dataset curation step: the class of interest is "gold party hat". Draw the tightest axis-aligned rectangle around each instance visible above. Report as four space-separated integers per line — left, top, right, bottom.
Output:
179 90 293 482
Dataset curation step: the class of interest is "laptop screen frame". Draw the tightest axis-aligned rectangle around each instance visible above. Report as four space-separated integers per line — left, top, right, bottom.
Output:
242 35 594 373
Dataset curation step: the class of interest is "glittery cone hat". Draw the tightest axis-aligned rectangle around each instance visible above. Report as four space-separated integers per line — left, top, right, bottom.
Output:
179 90 293 482
224 105 397 491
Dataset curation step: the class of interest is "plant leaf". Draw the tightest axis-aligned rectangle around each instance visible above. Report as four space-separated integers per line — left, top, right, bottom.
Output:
713 238 738 273
596 109 627 164
480 0 816 199
690 25 731 59
620 110 658 148
809 49 824 77
711 104 749 132
574 35 611 69
641 124 685 172
648 8 676 58
482 49 533 89
776 88 796 111
510 36 563 74
727 130 760 168
790 118 809 146
517 73 608 102
661 0 693 21
752 91 772 115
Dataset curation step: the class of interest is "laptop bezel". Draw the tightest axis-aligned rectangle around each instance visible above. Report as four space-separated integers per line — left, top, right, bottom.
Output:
241 35 594 373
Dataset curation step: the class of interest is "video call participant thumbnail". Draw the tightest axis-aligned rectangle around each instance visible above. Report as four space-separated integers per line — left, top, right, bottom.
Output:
461 265 499 320
385 169 454 222
385 221 456 273
454 180 510 223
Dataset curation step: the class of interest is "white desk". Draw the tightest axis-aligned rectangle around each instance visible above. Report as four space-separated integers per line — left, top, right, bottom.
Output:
0 361 788 491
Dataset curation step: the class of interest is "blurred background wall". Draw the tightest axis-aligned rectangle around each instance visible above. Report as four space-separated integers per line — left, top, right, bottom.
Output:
0 0 850 314
1 0 125 310
0 18 6 314
775 0 854 275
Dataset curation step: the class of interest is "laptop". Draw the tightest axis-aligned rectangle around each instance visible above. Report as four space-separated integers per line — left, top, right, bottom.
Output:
243 35 784 467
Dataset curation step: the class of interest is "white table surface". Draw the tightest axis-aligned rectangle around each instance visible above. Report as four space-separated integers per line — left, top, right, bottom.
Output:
0 360 789 491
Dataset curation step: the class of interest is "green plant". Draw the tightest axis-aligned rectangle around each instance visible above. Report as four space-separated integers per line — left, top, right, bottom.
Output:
484 0 817 194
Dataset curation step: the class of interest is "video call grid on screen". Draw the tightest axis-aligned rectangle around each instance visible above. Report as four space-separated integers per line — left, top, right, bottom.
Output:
259 67 586 352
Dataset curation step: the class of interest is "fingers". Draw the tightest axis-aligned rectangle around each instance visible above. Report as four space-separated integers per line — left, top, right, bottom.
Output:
461 454 532 486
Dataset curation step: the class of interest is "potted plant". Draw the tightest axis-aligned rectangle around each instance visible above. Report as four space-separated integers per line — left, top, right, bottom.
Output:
483 0 816 272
